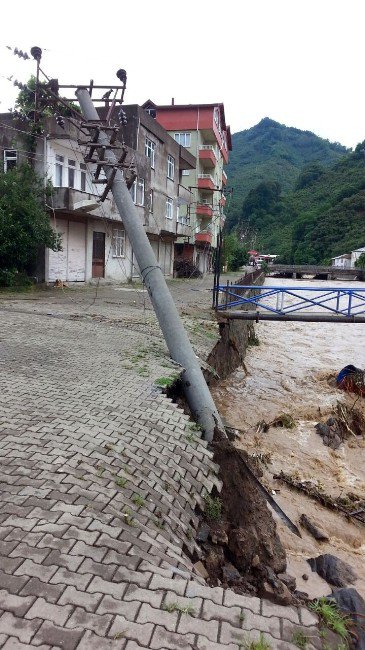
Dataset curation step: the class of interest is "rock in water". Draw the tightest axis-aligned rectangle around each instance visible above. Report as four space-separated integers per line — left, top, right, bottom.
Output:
330 588 365 650
300 514 329 541
308 554 357 588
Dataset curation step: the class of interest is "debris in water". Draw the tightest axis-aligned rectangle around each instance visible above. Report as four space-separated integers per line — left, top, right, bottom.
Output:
299 514 329 541
337 364 365 397
274 471 365 523
315 401 365 449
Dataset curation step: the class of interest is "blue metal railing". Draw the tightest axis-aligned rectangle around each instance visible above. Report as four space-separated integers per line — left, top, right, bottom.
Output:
217 285 365 318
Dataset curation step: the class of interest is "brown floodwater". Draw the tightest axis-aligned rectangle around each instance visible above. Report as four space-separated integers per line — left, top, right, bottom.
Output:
212 278 365 598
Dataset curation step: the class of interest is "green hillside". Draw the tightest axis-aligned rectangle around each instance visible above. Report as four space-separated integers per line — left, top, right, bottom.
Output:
226 118 348 229
235 145 365 264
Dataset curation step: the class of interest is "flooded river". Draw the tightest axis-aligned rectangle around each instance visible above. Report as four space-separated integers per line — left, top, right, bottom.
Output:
212 278 365 598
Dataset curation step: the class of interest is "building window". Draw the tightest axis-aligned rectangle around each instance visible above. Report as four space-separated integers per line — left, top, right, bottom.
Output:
149 189 154 213
3 149 17 173
182 169 190 176
136 178 145 205
166 197 173 219
145 138 155 168
112 228 125 257
68 159 76 188
55 155 64 186
177 207 188 225
130 179 137 203
80 163 86 191
167 154 175 180
174 132 191 147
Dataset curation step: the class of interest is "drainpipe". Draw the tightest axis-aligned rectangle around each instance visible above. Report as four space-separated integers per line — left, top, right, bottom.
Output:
76 87 225 442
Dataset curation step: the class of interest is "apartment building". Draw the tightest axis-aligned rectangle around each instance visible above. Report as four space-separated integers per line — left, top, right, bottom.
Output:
143 101 232 274
0 107 195 283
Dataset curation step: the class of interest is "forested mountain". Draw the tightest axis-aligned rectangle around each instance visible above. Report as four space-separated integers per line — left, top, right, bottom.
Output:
226 118 348 229
234 145 365 264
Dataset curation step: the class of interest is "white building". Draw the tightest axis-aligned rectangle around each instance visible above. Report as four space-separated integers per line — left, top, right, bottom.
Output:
331 253 352 268
351 246 365 268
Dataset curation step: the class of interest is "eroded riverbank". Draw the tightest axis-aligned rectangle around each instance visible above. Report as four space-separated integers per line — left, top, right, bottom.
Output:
212 278 365 600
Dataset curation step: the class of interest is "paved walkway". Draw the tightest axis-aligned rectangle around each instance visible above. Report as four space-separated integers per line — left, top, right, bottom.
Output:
0 278 328 649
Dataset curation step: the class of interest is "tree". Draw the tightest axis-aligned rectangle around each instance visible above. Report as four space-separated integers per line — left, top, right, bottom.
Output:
222 233 248 271
355 252 365 268
0 164 61 284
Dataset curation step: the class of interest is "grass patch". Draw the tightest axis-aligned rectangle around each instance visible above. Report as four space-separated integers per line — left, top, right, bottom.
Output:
132 494 145 508
239 633 271 649
115 476 127 488
248 335 260 347
154 376 175 388
203 493 222 521
309 598 351 642
162 602 195 616
292 630 308 649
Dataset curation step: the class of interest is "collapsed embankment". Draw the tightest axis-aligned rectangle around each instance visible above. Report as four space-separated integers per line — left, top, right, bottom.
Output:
173 273 298 603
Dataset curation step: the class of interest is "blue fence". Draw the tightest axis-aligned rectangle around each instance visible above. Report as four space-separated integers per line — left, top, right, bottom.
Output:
217 285 365 318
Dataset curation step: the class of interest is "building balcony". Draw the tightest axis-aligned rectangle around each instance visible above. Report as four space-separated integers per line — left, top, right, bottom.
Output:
198 174 215 190
195 231 212 245
222 169 227 186
199 145 217 169
52 187 100 213
220 195 226 207
196 203 213 218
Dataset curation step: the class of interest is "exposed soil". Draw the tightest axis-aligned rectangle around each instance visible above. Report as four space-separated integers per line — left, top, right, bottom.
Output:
195 438 297 604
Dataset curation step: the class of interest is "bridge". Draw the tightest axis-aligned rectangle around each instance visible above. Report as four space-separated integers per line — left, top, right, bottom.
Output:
268 264 360 279
216 284 365 322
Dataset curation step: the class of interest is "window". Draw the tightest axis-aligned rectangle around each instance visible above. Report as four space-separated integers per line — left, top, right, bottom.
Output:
55 155 64 186
136 178 145 205
166 197 173 219
3 149 17 173
182 169 190 176
130 179 137 203
167 154 175 180
68 159 76 188
174 132 191 147
145 138 155 168
149 189 154 213
177 207 188 225
80 163 86 192
112 228 125 258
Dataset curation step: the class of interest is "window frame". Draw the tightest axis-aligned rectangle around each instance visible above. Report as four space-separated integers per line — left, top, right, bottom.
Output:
55 154 64 187
80 163 87 192
112 228 126 258
3 149 17 173
167 154 175 180
174 132 191 147
136 178 145 206
145 137 156 168
166 197 173 220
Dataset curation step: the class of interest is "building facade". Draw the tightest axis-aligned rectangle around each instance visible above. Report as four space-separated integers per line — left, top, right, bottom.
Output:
143 101 232 274
0 107 195 284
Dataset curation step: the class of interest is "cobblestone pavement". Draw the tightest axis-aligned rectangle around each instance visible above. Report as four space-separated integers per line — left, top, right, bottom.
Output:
0 277 327 649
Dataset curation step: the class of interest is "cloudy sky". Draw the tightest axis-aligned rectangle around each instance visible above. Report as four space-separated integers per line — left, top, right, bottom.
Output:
1 0 364 148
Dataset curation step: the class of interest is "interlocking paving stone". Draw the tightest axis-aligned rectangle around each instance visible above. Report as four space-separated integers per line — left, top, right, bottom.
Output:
0 285 324 649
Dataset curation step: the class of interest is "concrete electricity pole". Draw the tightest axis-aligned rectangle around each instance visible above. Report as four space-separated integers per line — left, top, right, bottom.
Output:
76 87 225 442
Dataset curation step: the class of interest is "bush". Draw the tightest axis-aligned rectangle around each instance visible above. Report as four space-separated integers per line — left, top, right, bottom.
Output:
174 260 202 278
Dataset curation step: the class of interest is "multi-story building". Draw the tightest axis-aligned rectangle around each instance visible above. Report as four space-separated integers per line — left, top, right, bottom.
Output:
143 101 232 274
0 106 195 283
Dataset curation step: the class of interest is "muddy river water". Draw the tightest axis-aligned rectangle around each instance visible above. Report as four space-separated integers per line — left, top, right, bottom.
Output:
212 278 365 598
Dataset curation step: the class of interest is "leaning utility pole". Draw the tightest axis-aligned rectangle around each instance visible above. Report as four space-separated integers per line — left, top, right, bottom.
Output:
76 87 225 442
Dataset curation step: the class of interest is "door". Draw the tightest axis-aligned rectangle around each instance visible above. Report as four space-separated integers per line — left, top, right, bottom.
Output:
92 232 105 278
67 222 86 281
47 219 86 282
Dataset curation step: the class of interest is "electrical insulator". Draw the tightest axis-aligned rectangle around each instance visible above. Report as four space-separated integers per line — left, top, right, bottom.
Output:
118 109 128 126
55 115 65 129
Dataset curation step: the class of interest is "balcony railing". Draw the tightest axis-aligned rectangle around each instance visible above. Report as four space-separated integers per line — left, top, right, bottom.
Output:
198 174 215 190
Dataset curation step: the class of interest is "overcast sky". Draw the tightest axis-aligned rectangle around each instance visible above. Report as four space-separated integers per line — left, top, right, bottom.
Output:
1 0 364 148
